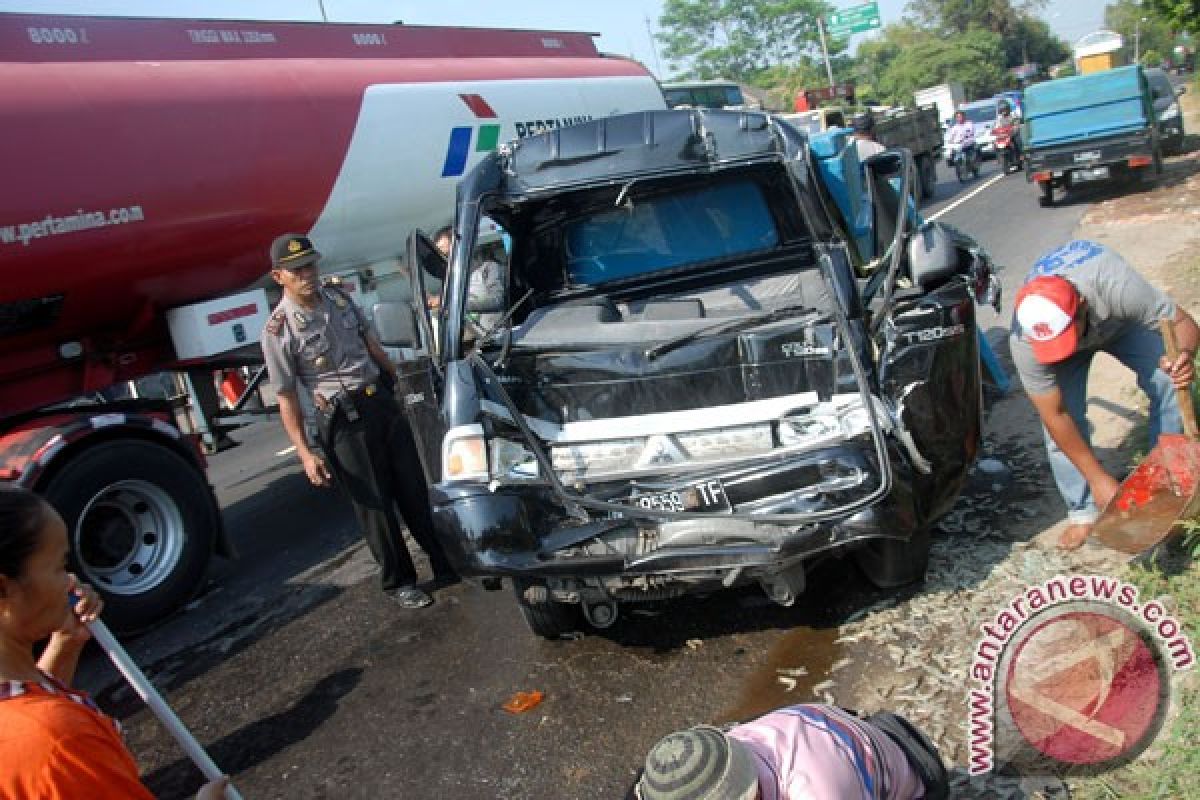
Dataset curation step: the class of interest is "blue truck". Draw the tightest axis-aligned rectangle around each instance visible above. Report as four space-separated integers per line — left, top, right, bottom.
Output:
1023 65 1161 207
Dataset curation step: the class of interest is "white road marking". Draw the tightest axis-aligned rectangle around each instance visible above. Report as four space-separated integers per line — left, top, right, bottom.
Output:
276 445 297 457
927 173 1006 221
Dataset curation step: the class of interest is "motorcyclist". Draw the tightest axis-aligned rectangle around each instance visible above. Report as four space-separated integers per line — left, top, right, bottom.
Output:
945 109 976 164
994 100 1023 167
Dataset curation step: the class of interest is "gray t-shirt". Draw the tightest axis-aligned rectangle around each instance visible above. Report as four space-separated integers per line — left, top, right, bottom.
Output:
261 287 379 401
1009 240 1174 394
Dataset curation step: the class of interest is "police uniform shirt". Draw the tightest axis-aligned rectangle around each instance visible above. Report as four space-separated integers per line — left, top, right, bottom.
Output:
261 288 379 400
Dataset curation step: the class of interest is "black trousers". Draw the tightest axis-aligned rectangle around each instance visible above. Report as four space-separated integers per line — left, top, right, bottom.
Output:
319 389 456 591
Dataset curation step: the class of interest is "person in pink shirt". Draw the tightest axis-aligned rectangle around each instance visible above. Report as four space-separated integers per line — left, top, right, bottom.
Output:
635 704 946 800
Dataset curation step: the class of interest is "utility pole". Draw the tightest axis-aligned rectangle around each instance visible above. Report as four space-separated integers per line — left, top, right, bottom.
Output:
644 15 664 78
1135 16 1147 62
816 17 835 90
317 0 329 22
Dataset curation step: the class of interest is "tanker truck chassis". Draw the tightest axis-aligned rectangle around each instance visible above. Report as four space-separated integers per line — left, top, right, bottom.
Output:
0 12 666 633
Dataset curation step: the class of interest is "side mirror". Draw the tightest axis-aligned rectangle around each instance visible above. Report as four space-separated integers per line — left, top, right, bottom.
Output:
1177 86 1187 97
373 301 419 348
466 261 507 314
906 222 958 289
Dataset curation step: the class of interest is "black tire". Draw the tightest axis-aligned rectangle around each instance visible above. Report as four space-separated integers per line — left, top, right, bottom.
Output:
918 155 937 202
43 440 217 634
955 158 969 183
512 579 583 639
855 527 931 589
1038 182 1054 207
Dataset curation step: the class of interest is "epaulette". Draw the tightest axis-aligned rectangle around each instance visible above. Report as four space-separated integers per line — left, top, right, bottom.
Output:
265 310 286 336
322 275 344 288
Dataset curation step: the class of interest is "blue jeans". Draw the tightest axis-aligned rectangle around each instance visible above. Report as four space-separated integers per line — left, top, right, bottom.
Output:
1043 323 1183 523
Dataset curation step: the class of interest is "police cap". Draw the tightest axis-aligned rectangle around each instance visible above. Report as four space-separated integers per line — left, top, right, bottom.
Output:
270 233 321 270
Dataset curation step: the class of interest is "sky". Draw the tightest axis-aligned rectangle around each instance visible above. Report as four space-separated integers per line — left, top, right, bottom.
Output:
1 0 1109 78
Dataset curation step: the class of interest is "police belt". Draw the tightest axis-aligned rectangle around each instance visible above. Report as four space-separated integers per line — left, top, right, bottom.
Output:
319 382 385 424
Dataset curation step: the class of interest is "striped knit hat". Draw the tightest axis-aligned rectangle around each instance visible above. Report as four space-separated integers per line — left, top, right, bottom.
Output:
638 725 759 800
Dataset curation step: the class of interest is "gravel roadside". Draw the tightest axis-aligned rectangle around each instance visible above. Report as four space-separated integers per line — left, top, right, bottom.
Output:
780 91 1200 798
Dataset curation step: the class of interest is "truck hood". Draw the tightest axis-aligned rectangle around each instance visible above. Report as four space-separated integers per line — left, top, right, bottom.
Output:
476 310 893 519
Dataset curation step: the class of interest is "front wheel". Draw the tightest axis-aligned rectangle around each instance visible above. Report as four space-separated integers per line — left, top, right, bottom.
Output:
955 158 970 183
855 527 932 589
1037 181 1055 207
512 579 583 639
43 440 217 634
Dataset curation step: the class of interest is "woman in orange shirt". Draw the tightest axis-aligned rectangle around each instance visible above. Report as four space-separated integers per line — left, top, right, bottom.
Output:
0 487 227 799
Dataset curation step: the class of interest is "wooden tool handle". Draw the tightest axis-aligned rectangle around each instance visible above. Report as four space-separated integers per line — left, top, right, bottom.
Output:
1160 318 1199 440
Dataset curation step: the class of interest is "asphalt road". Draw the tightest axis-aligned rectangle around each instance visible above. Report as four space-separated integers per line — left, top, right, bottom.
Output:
80 156 1102 799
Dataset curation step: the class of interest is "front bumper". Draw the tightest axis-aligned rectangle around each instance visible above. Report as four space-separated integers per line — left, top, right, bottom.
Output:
429 440 920 578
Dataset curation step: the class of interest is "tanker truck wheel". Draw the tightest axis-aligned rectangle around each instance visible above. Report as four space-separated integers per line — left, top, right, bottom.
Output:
43 440 216 634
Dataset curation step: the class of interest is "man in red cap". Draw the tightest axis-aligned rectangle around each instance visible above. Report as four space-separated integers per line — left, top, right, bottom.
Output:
1010 240 1199 549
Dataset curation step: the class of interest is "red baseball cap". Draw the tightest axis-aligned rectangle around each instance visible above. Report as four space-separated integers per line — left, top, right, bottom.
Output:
1015 275 1080 364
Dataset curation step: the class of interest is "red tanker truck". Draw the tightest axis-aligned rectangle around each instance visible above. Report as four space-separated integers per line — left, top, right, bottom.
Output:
0 13 665 631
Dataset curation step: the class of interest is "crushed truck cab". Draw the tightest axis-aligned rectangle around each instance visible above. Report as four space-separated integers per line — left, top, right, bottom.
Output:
390 109 999 637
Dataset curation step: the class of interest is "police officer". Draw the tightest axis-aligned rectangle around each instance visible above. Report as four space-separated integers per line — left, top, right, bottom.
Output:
261 234 457 609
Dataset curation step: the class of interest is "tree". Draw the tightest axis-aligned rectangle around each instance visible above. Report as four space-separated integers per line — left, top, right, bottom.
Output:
1005 15 1069 69
905 0 1063 70
1141 0 1200 37
855 24 1007 105
656 0 839 82
1105 0 1175 62
906 0 1046 37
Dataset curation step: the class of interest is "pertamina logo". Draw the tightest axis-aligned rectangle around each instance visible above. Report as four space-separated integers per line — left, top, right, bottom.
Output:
441 94 502 178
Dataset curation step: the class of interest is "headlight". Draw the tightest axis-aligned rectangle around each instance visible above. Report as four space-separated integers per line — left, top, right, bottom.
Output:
442 425 488 482
490 438 540 480
1160 106 1180 121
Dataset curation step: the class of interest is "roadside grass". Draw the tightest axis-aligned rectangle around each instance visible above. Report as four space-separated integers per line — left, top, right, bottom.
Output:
1069 553 1200 800
1070 249 1200 798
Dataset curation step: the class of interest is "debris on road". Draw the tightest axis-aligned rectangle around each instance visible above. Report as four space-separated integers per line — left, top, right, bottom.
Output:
501 690 545 714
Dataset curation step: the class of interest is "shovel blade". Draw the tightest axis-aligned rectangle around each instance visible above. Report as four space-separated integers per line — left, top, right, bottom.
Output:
1092 434 1200 554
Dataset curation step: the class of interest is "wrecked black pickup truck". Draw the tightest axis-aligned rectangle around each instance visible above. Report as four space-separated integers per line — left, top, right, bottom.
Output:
380 109 1000 638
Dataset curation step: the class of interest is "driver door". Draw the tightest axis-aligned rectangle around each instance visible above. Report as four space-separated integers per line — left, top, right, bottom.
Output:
397 230 449 484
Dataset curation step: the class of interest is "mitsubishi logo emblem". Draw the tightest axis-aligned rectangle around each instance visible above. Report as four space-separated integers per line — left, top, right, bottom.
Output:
635 435 687 468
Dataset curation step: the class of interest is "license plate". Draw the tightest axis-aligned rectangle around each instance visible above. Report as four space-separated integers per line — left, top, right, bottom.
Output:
1073 150 1102 163
628 479 731 513
1073 166 1110 181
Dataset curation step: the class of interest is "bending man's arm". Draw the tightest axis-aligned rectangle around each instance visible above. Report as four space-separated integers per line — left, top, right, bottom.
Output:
1028 387 1119 511
1160 306 1200 389
278 389 331 487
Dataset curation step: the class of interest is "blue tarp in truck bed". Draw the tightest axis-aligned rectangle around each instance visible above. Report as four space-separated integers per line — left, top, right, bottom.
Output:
1023 65 1153 149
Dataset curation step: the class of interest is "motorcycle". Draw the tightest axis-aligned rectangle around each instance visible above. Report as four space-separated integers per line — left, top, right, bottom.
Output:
993 121 1022 174
946 142 980 183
